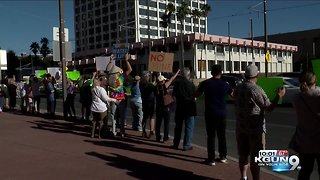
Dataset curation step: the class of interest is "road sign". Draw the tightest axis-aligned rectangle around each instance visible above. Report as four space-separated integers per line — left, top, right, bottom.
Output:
53 27 69 42
266 50 271 63
112 42 128 60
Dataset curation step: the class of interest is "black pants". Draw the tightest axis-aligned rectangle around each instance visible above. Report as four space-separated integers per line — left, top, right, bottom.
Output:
155 106 171 141
205 113 227 161
298 153 320 180
142 100 155 133
66 94 76 117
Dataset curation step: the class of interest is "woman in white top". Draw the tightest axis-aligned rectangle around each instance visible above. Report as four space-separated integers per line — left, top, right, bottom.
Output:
91 78 118 138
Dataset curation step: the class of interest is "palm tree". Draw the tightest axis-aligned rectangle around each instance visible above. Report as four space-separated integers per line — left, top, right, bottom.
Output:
40 37 51 59
176 1 190 70
200 4 211 78
30 42 40 73
160 3 175 52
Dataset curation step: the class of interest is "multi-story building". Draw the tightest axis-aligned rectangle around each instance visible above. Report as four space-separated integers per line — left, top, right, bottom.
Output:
74 0 207 58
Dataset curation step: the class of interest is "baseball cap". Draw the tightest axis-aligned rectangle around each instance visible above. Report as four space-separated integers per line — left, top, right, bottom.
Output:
245 64 259 78
142 71 150 77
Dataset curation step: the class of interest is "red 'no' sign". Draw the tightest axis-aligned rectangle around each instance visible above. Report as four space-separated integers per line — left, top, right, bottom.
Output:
150 54 164 62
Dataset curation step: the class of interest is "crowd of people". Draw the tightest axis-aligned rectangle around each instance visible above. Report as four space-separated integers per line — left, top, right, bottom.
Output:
0 54 319 180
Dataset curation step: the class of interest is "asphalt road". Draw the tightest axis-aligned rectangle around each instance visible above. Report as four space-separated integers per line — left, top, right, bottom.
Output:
18 95 319 180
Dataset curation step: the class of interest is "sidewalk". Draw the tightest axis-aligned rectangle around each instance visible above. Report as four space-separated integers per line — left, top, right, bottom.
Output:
0 111 288 180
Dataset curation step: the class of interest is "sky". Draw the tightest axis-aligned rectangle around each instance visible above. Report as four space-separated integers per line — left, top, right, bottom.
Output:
0 0 319 55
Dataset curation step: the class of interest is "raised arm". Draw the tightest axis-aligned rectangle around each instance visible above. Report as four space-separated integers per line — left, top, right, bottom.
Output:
165 69 180 89
124 53 132 76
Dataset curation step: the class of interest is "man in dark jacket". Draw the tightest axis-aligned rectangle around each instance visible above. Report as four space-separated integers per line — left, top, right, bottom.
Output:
172 68 196 151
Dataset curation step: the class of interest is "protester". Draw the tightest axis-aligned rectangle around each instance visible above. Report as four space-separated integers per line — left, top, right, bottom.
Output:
130 75 143 131
155 70 180 143
290 71 320 180
31 75 41 114
91 78 118 138
195 65 233 165
26 79 33 113
172 68 196 151
7 78 17 111
66 78 76 119
46 76 56 117
233 64 285 180
107 54 132 137
79 75 93 122
0 82 8 113
140 71 156 138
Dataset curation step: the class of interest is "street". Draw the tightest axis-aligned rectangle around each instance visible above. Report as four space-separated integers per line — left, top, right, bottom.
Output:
24 95 318 180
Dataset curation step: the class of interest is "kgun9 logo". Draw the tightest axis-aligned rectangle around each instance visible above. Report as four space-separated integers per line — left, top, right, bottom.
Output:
255 150 301 172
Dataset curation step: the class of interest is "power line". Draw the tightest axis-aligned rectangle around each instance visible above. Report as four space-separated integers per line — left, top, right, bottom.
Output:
208 2 320 21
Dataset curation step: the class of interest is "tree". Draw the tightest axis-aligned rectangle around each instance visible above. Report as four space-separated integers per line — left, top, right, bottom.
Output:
6 50 19 78
161 3 175 34
176 1 190 70
30 42 39 73
200 4 211 78
40 37 51 59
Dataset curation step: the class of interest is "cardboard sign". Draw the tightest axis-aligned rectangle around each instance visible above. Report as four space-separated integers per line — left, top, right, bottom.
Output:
312 59 320 86
148 52 174 73
95 56 115 72
257 77 284 104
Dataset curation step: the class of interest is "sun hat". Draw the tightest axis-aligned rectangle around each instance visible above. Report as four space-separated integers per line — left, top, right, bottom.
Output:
157 75 167 82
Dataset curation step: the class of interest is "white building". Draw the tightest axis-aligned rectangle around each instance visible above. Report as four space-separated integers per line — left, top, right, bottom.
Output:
68 33 298 78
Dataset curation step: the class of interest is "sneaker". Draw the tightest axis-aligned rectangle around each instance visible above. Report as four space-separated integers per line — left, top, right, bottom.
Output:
220 158 227 163
204 159 216 166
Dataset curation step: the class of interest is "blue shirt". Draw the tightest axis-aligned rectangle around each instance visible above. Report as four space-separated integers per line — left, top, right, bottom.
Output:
131 82 142 103
198 78 232 117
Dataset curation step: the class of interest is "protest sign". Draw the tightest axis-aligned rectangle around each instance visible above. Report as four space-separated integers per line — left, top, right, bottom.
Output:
312 59 320 86
148 52 174 72
96 56 114 72
257 77 284 104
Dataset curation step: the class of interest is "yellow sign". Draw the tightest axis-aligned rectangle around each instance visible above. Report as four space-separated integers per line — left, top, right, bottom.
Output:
148 52 174 72
266 50 271 63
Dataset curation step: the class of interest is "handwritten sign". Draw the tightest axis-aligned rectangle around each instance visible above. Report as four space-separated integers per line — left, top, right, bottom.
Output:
148 52 174 72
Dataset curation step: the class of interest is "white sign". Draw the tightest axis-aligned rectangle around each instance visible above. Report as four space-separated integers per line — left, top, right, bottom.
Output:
52 41 72 62
0 50 7 70
53 27 69 42
47 67 61 80
95 56 115 72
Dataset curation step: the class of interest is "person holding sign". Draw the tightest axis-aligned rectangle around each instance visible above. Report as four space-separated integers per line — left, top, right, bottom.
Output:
155 69 180 143
290 71 320 180
233 64 285 180
106 53 132 137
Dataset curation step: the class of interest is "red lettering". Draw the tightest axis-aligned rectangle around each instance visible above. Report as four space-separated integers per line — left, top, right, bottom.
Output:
150 54 164 62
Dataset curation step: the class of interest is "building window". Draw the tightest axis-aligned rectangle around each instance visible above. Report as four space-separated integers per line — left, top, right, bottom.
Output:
102 7 108 14
150 29 158 36
217 60 224 71
208 60 215 70
150 1 157 8
226 61 232 72
255 62 260 70
103 25 109 31
103 16 109 23
200 28 205 33
241 47 246 54
192 2 198 8
197 43 204 49
278 51 283 57
234 61 240 71
198 60 206 71
254 48 259 54
150 20 158 26
95 18 101 25
159 3 166 9
225 46 230 52
169 32 176 37
140 28 148 35
96 27 101 33
103 34 109 41
89 28 94 34
140 19 147 25
96 35 102 42
185 26 191 31
207 43 215 50
185 17 191 23
271 50 276 55
193 26 199 32
139 8 147 16
89 37 94 43
139 0 147 6
200 19 205 26
150 10 157 17
160 31 166 37
233 46 239 52
95 0 100 7
241 62 247 71
95 9 101 16
81 5 86 12
248 47 253 53
216 45 224 53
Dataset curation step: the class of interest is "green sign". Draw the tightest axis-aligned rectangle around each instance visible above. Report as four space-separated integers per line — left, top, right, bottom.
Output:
35 70 47 78
312 59 320 86
257 77 284 104
66 71 80 81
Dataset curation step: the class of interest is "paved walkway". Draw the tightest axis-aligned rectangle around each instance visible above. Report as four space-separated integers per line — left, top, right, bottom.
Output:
0 111 290 180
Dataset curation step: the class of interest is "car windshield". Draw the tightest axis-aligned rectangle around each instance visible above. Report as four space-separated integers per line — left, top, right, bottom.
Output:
285 78 299 87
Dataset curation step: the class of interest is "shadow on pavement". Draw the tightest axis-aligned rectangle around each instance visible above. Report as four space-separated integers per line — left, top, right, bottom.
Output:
86 152 218 180
85 137 204 164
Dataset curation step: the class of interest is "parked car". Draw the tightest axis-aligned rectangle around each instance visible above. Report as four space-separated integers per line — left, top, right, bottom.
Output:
221 74 243 89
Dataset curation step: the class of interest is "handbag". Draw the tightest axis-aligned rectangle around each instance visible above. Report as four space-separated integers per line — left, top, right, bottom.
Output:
163 93 174 106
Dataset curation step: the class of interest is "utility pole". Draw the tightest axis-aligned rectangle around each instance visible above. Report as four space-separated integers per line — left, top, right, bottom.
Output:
147 0 151 69
264 0 268 77
59 0 67 118
228 21 231 74
251 18 255 63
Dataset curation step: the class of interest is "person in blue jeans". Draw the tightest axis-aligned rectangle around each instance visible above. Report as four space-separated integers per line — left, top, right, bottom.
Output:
130 76 143 131
195 65 233 166
172 68 196 151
